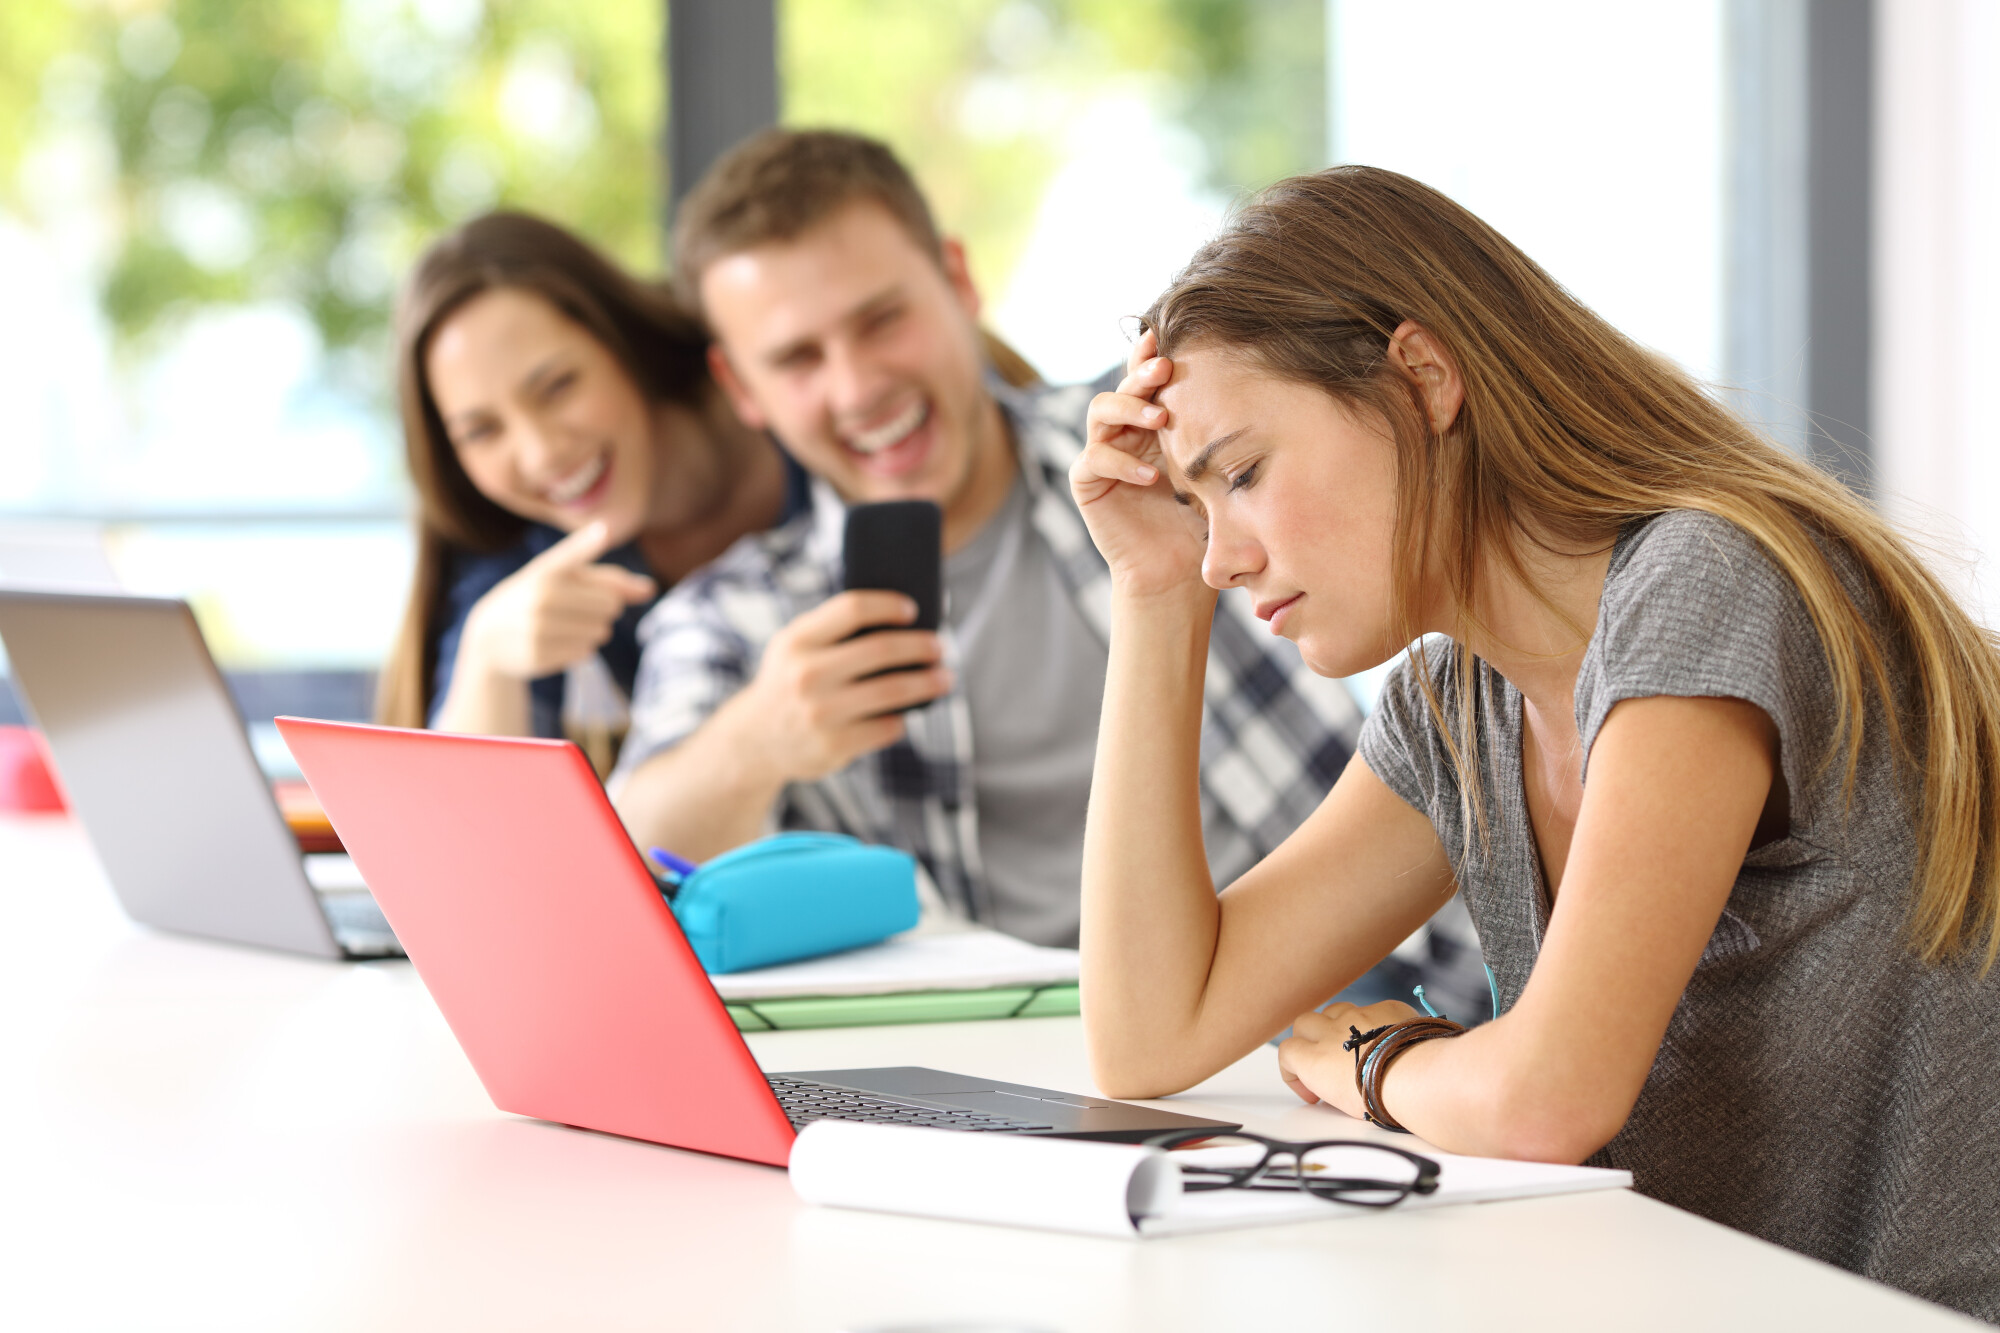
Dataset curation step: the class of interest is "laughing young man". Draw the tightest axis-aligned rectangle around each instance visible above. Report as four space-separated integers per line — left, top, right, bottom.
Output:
607 130 1480 1008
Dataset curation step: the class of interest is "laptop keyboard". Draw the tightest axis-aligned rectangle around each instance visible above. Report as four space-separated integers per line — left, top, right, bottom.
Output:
319 891 404 959
767 1075 1054 1133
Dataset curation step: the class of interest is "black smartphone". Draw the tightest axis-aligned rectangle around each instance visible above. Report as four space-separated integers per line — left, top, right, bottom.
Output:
842 501 943 709
842 500 943 632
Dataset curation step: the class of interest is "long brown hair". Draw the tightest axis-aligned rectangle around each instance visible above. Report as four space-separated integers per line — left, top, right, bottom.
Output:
1144 165 2000 972
376 211 711 728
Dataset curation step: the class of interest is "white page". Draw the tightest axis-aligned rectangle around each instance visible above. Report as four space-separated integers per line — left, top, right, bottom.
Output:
789 1122 1631 1238
710 929 1079 1001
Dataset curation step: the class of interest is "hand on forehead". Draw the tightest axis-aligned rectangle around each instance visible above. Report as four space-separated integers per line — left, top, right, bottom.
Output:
1153 346 1250 475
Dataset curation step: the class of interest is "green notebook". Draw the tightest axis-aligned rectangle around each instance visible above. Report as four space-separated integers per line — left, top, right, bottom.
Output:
727 982 1079 1031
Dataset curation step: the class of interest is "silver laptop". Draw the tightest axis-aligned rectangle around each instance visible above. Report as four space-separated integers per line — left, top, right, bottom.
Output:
0 589 400 959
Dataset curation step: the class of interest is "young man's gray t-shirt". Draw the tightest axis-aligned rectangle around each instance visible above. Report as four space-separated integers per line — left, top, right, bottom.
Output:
943 479 1103 947
943 479 1248 947
1355 510 2000 1322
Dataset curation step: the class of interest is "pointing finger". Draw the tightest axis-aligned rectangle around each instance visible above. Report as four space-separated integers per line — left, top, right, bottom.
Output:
536 519 615 569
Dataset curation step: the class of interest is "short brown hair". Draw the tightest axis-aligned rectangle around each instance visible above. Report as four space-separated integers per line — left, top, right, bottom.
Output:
671 127 1041 389
672 128 942 314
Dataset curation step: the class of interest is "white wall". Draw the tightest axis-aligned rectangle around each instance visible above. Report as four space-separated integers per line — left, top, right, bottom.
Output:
1874 0 2000 624
1329 0 1725 382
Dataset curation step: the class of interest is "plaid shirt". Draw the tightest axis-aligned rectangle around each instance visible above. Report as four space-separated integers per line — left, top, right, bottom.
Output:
610 378 1365 920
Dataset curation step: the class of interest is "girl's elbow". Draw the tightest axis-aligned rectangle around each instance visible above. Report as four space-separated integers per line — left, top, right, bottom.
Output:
1481 1121 1612 1166
1481 1076 1629 1165
1084 1027 1205 1102
1087 1049 1192 1102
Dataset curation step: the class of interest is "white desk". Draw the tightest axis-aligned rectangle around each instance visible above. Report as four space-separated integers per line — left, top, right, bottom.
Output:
0 814 1977 1332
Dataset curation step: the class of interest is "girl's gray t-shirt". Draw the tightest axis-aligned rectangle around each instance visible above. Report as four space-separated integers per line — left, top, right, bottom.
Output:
1357 510 2000 1322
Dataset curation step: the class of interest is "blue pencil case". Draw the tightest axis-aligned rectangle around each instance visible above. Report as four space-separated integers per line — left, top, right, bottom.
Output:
651 832 920 974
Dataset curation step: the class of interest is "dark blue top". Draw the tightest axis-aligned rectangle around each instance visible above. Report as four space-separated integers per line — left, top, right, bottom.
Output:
428 455 812 736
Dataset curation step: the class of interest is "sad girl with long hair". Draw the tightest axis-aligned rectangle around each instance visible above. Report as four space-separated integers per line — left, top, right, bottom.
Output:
1074 166 2000 1321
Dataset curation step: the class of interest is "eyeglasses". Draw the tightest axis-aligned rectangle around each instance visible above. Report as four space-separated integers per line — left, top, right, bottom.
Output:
1142 1129 1441 1209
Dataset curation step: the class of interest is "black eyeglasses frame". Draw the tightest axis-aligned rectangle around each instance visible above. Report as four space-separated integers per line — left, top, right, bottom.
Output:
1141 1128 1442 1209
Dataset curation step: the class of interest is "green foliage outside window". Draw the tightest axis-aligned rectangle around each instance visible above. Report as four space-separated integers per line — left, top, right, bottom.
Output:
1 0 1322 410
1 0 661 374
783 0 1326 296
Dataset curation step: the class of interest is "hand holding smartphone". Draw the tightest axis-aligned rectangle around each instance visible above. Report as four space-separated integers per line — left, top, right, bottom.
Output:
715 501 947 783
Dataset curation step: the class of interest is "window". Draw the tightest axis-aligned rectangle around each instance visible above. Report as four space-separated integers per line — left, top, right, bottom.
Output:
1329 0 1725 384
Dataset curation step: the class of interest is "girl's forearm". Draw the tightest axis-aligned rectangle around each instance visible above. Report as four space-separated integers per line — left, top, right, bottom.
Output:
1373 1010 1628 1164
1080 585 1230 1097
611 695 789 861
1378 696 1783 1162
433 648 531 736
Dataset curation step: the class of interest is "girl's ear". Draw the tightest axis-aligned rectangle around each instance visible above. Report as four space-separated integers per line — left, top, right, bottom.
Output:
1386 321 1465 434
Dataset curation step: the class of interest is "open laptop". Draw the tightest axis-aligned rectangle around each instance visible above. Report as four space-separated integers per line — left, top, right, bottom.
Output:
0 590 399 959
276 716 1238 1166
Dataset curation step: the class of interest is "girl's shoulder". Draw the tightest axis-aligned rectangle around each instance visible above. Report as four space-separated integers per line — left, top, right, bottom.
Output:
1597 509 1815 652
1580 508 1863 797
1607 508 1777 589
1605 509 1815 653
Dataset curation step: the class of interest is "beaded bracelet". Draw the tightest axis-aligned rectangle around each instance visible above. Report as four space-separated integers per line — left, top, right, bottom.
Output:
1342 1017 1465 1133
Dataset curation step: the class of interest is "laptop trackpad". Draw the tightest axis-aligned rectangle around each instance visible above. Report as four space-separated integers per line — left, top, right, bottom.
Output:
927 1090 1094 1114
788 1068 1094 1112
788 1067 1005 1097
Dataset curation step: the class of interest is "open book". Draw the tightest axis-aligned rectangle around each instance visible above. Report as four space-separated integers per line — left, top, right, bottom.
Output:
789 1120 1631 1238
709 927 1081 1030
710 927 1077 1001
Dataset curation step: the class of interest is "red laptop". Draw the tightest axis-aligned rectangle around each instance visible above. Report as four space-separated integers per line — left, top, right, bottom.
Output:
276 719 1234 1167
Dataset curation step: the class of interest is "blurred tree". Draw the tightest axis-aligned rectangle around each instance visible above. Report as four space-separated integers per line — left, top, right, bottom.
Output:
781 0 1325 296
1 0 661 370
0 3 78 176
5 0 1322 373
1156 0 1327 192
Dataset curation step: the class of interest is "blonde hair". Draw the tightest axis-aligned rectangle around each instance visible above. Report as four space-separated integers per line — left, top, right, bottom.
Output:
1145 166 2000 972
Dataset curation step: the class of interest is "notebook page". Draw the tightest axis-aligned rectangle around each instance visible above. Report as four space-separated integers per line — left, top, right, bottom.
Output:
710 929 1079 1000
